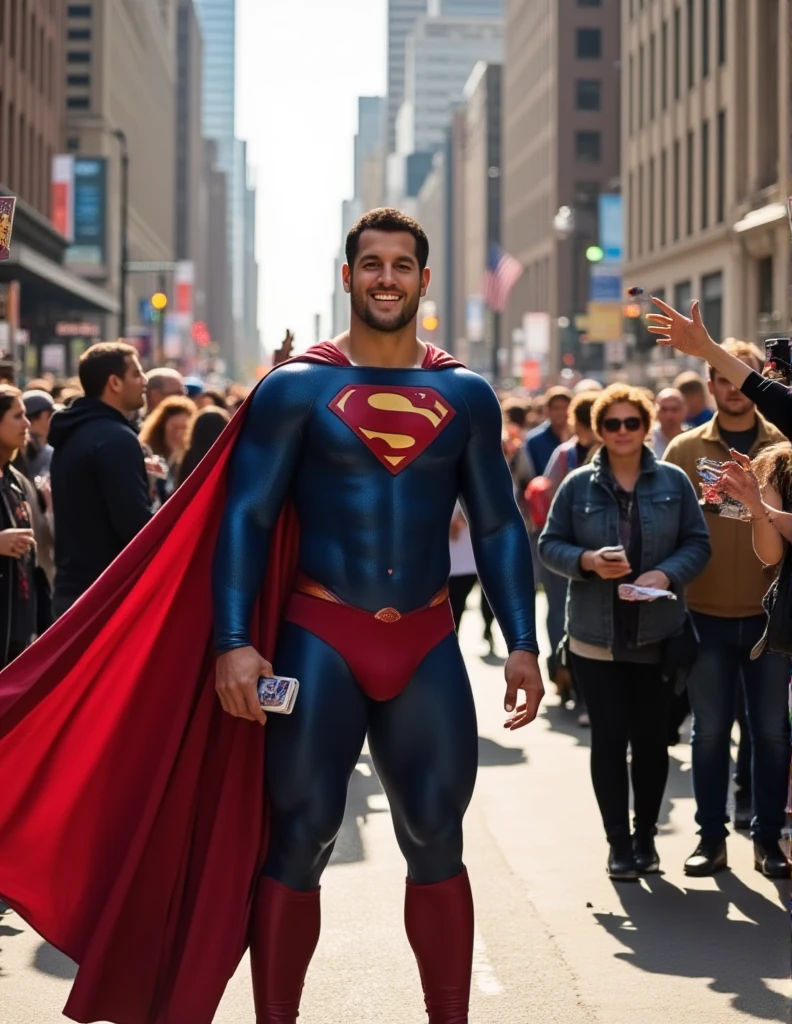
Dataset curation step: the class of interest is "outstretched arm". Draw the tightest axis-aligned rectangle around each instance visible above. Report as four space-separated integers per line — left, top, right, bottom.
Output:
458 374 544 729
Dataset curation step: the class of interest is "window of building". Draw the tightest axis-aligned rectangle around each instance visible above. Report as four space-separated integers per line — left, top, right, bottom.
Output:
701 119 709 229
67 27 91 39
717 0 726 64
575 131 601 163
660 148 667 246
686 130 694 235
67 96 89 110
639 43 644 127
673 139 680 240
576 79 601 110
661 20 668 110
758 257 773 315
649 33 656 120
574 181 600 210
67 73 90 86
67 4 91 15
702 0 710 77
67 50 90 63
66 136 80 152
576 28 601 59
716 109 725 223
648 157 655 251
674 280 692 314
687 0 694 89
673 7 681 99
701 271 722 342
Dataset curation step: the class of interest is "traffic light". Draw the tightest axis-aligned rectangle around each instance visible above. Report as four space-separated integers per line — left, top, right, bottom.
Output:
422 315 439 332
151 292 168 311
585 245 604 263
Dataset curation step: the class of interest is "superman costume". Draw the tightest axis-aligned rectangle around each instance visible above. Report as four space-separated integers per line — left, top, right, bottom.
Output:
0 342 537 1024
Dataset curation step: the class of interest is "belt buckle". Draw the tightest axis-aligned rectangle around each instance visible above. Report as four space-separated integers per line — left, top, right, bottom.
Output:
374 607 401 623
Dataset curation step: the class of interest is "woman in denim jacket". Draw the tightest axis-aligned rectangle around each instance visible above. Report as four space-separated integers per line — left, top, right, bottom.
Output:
539 384 710 880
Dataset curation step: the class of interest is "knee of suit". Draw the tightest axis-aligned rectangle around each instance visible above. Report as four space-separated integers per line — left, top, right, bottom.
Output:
399 805 464 884
265 802 346 889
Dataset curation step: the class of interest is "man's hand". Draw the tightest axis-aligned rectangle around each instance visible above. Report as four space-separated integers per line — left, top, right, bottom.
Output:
646 297 715 358
633 570 670 591
503 650 544 730
215 646 271 725
581 548 633 579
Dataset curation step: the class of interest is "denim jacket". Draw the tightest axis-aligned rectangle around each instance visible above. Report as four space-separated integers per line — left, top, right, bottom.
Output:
538 447 711 650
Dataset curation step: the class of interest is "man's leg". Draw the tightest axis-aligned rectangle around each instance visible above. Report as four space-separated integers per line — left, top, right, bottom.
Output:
368 633 478 1024
250 623 369 1024
738 618 790 845
448 574 478 632
687 613 738 842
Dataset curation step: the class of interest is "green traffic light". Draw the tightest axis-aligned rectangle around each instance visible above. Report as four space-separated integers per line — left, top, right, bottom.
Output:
585 245 605 262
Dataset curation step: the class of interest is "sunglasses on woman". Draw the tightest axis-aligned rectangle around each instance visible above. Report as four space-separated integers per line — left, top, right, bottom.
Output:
602 417 643 433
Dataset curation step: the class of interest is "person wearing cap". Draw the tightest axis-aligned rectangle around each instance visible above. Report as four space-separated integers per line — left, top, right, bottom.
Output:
183 376 205 400
22 390 54 479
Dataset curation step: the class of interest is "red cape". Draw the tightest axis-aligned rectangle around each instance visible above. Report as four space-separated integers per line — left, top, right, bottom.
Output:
0 342 462 1024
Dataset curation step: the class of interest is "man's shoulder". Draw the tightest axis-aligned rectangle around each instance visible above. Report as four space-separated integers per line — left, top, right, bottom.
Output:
663 422 711 459
526 421 549 441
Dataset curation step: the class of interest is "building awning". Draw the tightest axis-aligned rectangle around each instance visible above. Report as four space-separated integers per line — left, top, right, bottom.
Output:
733 202 787 234
0 242 118 315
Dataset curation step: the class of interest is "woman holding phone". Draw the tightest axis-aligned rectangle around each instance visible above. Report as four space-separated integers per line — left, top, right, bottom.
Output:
539 384 710 880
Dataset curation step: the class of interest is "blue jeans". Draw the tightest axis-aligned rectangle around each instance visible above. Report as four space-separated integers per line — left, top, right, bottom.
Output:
688 612 790 842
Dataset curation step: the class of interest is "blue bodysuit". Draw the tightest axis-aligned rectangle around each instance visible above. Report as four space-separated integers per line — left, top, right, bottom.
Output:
212 353 537 891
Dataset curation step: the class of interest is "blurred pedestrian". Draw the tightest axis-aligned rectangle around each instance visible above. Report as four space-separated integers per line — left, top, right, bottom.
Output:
664 340 790 878
650 387 686 458
176 406 230 487
675 371 713 428
139 396 196 503
197 388 229 412
49 343 152 618
0 386 46 666
145 367 185 414
539 384 710 880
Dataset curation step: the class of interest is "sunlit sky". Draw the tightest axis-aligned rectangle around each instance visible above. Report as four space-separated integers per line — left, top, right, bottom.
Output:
237 0 387 355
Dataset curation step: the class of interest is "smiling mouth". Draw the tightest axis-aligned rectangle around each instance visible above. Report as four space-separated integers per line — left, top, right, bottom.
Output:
370 293 402 303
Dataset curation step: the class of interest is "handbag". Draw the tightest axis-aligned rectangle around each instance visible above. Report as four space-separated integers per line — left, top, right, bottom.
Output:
750 546 792 660
662 610 700 694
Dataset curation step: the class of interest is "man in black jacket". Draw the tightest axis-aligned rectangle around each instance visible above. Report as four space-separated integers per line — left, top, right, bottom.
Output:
50 342 152 618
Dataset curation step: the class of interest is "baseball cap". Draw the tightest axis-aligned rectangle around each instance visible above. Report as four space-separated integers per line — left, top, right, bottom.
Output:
23 390 55 417
184 376 205 398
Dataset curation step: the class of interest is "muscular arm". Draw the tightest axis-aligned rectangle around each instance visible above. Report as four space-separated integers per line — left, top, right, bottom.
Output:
458 374 539 655
212 367 313 654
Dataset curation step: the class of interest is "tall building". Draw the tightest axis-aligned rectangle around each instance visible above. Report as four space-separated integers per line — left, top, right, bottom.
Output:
502 0 621 376
331 198 363 337
242 171 260 376
0 0 116 377
203 139 232 358
622 0 790 369
417 151 448 346
387 0 427 153
354 96 385 212
428 0 503 15
396 15 503 156
62 0 177 359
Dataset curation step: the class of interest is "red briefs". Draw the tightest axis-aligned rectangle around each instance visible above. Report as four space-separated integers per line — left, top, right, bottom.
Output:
282 574 455 701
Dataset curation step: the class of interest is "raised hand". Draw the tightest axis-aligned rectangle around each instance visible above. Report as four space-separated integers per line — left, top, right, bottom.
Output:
646 297 714 358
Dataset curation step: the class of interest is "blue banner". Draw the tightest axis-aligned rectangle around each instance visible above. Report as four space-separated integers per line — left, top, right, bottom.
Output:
65 158 108 267
598 194 623 263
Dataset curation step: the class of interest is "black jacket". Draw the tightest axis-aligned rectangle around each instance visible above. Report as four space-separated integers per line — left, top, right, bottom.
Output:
49 398 152 602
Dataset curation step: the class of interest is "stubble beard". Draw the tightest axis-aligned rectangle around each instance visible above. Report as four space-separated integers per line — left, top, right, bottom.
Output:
350 286 420 334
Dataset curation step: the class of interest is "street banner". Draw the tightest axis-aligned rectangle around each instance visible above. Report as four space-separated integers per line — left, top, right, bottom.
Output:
0 197 17 261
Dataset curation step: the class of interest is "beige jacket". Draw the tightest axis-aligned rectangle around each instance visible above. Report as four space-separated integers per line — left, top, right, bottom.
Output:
663 413 783 617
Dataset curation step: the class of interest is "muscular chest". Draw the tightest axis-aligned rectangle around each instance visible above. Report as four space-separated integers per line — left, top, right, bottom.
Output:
303 372 468 480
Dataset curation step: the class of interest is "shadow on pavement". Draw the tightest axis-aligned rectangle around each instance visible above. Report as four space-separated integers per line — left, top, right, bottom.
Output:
478 735 527 767
329 755 388 868
542 700 592 747
596 872 787 1020
33 940 77 980
0 919 24 979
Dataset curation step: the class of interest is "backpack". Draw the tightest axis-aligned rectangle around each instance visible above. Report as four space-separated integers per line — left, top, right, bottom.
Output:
524 475 553 529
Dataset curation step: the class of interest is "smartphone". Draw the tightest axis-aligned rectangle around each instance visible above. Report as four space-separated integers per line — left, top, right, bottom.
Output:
601 545 627 562
257 676 300 715
764 338 792 384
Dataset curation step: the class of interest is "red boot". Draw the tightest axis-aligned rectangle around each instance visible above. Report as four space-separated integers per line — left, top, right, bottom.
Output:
249 877 321 1023
404 868 474 1024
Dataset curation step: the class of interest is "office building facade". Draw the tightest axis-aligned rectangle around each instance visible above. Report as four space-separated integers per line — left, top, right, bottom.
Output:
387 0 428 153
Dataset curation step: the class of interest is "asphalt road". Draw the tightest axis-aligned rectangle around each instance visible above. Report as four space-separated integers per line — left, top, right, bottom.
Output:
1 592 788 1022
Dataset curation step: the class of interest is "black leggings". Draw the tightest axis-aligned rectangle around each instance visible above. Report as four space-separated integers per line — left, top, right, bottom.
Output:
448 574 493 633
570 653 673 841
262 623 479 890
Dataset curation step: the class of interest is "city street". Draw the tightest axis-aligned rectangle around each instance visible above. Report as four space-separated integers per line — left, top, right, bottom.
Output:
1 594 787 1023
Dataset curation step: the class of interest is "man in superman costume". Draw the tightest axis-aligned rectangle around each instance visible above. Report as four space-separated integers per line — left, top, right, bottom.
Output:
0 208 542 1024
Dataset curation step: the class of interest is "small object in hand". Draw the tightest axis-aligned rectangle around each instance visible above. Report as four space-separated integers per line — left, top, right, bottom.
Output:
601 545 627 562
618 583 677 602
626 285 652 311
695 457 751 520
257 676 299 715
145 456 169 481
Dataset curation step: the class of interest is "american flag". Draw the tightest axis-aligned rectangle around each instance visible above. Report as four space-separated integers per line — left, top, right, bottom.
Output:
482 243 523 313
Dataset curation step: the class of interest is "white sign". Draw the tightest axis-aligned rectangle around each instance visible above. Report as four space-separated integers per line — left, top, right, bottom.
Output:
523 312 550 356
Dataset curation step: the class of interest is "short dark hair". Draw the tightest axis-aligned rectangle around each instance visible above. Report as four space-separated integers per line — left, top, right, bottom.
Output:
345 208 429 272
0 385 21 421
78 342 139 399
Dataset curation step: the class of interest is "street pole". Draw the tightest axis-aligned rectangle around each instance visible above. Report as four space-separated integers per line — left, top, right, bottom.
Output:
112 129 129 340
491 311 500 381
157 270 166 366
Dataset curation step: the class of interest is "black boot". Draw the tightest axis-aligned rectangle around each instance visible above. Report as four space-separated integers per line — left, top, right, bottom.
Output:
633 834 660 874
684 838 728 876
753 840 791 879
733 791 752 831
607 838 639 881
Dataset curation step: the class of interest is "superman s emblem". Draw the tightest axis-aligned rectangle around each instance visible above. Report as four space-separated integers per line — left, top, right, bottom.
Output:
328 385 456 475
